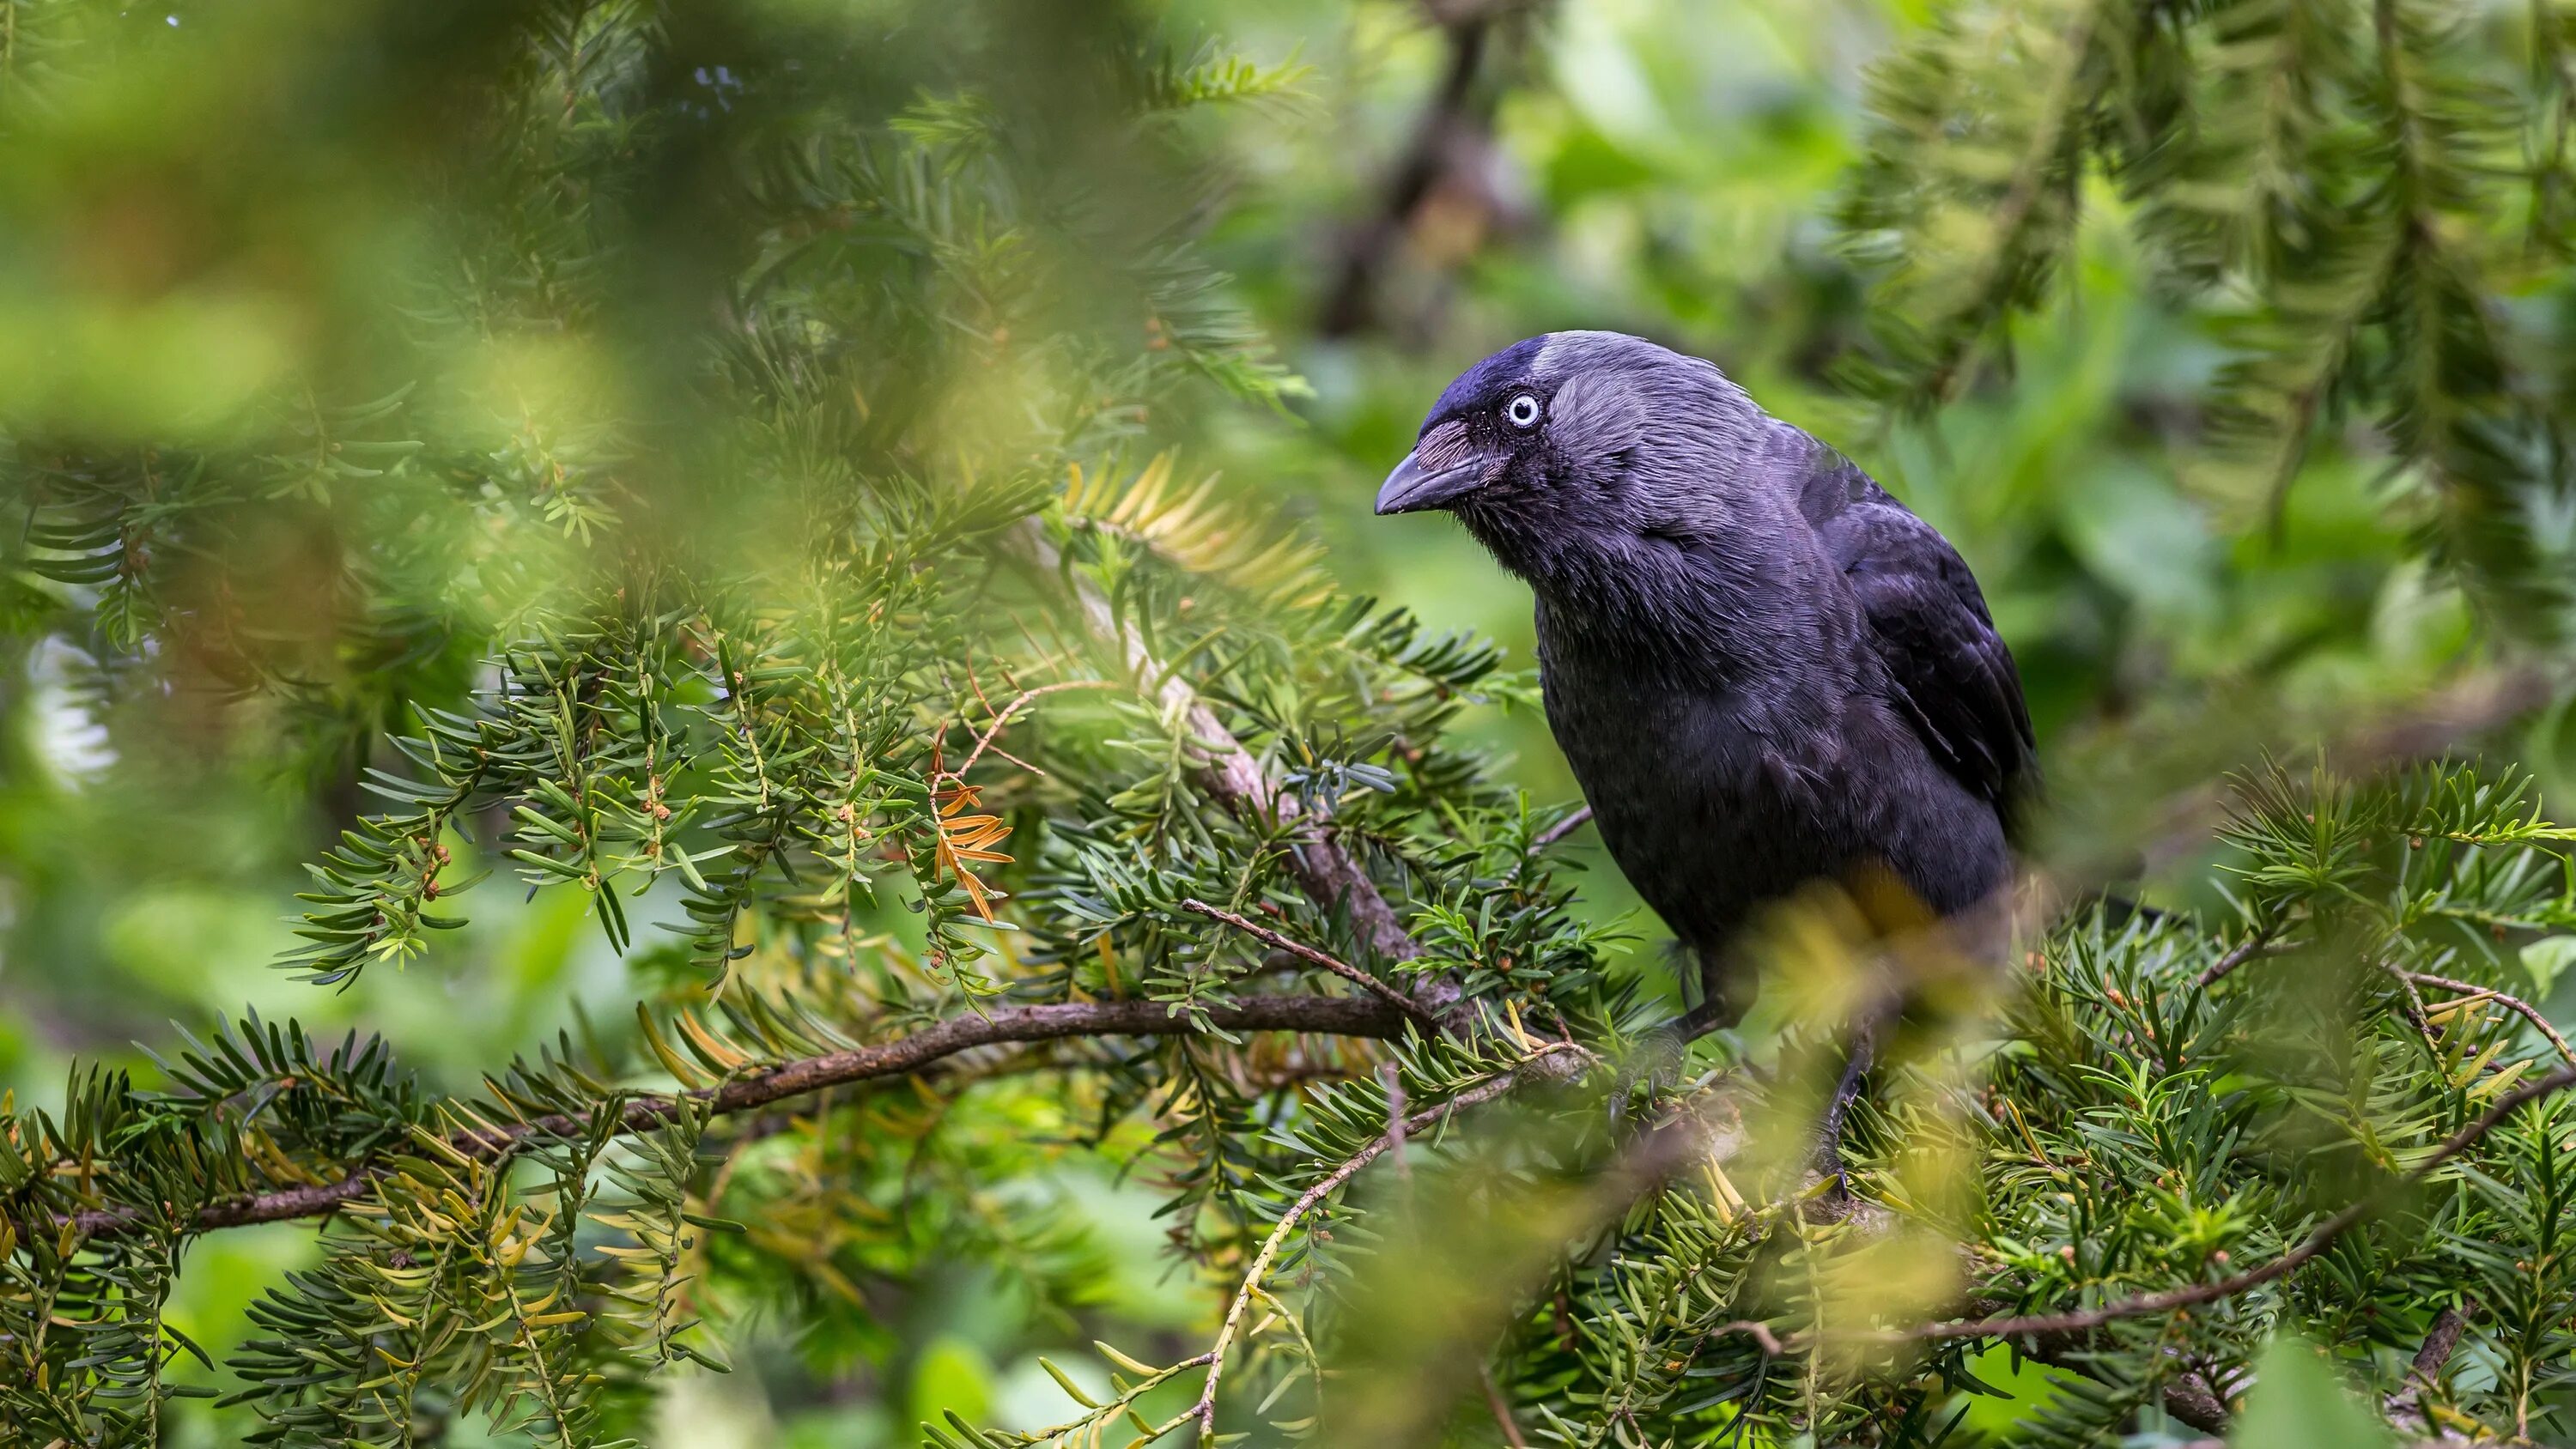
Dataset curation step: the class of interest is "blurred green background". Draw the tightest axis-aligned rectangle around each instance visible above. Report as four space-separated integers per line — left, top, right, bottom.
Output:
0 0 2548 1442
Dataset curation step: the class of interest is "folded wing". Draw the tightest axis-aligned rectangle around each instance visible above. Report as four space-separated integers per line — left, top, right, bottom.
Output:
1805 455 2035 817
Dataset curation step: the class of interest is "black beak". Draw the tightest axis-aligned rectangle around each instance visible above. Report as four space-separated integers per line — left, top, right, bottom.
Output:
1375 451 1484 515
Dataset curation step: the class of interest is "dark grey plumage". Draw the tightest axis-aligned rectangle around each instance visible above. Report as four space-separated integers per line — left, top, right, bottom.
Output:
1377 331 2032 1031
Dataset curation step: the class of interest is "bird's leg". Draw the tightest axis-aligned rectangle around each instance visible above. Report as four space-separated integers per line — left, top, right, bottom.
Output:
1670 997 1737 1043
1672 948 1753 1043
1813 1009 1886 1198
1614 954 1745 1113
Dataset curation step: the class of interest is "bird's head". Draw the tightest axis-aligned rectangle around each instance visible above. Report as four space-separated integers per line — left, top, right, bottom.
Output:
1375 330 1784 580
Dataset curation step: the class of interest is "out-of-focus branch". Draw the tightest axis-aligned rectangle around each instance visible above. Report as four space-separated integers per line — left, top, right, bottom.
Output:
1316 3 1504 337
1192 1045 1589 1434
2130 663 2565 881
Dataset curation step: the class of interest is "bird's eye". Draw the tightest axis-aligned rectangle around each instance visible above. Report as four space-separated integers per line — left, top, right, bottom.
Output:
1504 392 1542 430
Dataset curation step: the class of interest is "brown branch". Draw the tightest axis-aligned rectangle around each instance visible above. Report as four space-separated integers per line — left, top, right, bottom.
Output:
2020 1333 2231 1433
1315 5 1495 337
1010 521 1431 978
2157 1371 2234 1434
2386 1302 2474 1430
1862 1061 2576 1346
1182 898 1437 1028
2194 920 2286 988
63 994 1411 1239
1533 804 1593 850
2396 970 2576 1067
2411 1304 2473 1379
1478 1361 1530 1449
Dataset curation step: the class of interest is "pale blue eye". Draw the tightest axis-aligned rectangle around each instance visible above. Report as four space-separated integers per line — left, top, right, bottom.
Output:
1506 393 1541 429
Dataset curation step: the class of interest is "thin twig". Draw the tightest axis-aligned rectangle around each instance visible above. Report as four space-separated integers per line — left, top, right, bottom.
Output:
1858 1061 2576 1346
57 995 1411 1239
2397 970 2576 1067
1182 898 1437 1028
1192 1047 1583 1435
1478 1361 1530 1448
1533 804 1593 850
953 678 1117 778
1715 1319 1786 1356
2195 920 2285 988
1009 521 1427 973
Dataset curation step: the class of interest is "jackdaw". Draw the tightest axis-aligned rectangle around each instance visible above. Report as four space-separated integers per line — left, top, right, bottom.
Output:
1376 330 2033 1046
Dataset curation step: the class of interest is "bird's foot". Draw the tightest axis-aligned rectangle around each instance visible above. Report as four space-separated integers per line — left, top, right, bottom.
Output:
1608 1015 1745 1124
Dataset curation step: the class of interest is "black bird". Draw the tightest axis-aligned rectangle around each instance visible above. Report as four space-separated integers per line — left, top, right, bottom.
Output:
1376 331 2033 1056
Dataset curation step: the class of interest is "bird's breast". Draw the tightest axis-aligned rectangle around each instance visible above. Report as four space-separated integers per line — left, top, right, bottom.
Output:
1535 632 1872 947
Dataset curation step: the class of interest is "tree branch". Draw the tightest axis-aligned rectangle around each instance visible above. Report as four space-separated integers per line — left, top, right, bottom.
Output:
1866 1061 2576 1346
1533 804 1592 850
1315 5 1496 337
1010 520 1431 977
2396 970 2576 1067
2019 1333 2232 1433
61 994 1411 1239
2194 919 2286 988
60 519 1468 1243
2385 1302 2474 1431
1181 897 1437 1028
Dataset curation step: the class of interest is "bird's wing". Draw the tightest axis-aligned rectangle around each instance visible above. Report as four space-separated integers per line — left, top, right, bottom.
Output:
1806 458 2035 813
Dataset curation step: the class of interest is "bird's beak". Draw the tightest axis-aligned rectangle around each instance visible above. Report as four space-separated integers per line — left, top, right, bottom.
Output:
1375 451 1483 515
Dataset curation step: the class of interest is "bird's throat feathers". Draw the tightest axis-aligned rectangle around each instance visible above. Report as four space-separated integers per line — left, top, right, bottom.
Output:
1522 513 1858 687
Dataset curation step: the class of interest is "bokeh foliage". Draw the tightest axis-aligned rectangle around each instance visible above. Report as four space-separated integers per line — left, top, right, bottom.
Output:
3 0 2576 1446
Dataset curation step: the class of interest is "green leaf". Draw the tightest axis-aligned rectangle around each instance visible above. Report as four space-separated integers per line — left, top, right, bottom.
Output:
2524 936 2576 1000
910 1334 996 1431
2230 1335 2392 1449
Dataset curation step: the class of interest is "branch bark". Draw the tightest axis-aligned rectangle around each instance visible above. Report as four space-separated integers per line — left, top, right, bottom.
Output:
1011 520 1438 985
1315 7 1495 337
62 994 1409 1239
2194 919 2284 988
1868 1061 2576 1346
2018 1334 2231 1433
1182 897 1437 1028
2385 1302 2474 1432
